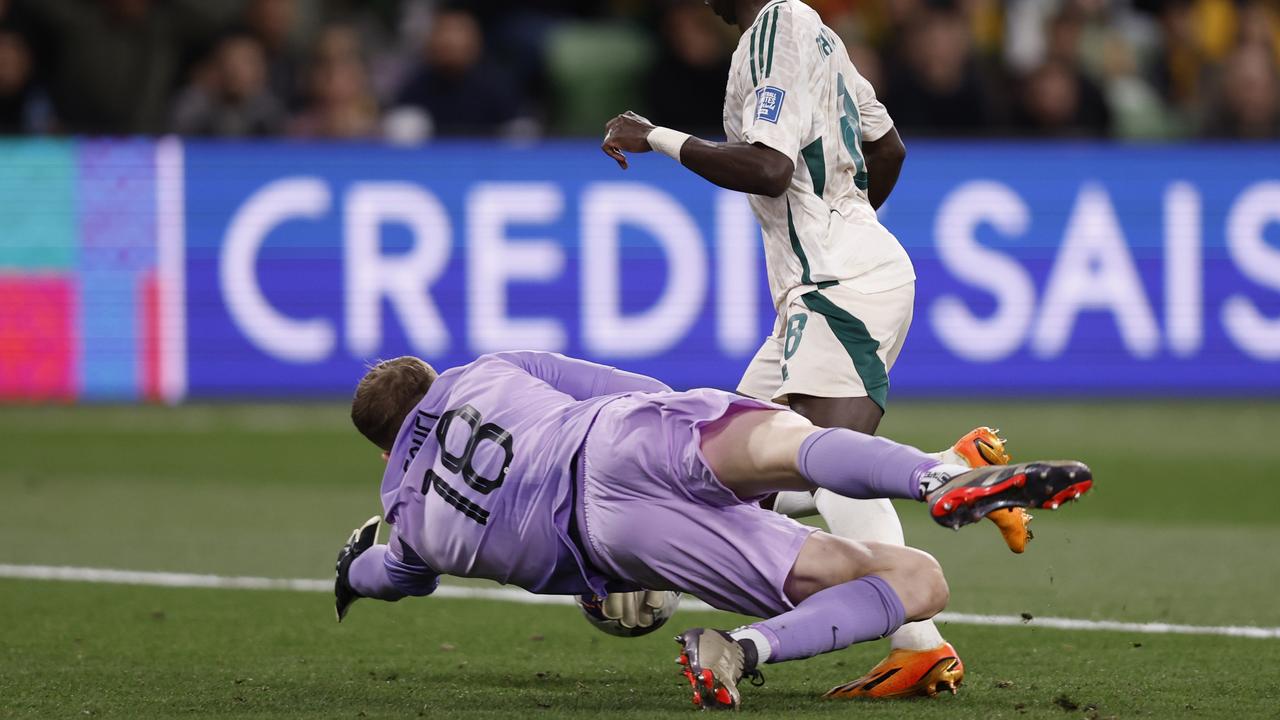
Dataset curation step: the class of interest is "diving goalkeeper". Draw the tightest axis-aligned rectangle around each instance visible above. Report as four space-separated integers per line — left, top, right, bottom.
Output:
334 351 1092 710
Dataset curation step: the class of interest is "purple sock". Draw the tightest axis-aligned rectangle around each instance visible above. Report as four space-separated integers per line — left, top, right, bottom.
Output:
736 575 907 663
796 428 938 501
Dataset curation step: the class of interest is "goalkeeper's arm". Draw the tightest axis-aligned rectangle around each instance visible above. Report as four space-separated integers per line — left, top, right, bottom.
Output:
491 350 672 400
335 517 439 622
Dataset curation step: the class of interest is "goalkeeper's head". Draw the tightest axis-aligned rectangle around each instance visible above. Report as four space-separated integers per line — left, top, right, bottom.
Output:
351 356 438 453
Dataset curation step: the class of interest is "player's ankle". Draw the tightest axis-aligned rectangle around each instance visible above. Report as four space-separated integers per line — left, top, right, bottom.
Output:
729 626 773 666
917 463 969 501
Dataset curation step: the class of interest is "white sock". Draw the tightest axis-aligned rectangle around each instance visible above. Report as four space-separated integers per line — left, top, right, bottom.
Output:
918 463 971 498
729 627 773 664
772 490 819 518
929 448 968 467
889 619 946 651
813 492 946 651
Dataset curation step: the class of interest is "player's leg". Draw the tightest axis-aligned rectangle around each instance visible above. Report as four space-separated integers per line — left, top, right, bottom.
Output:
691 427 1089 703
736 287 969 684
781 528 945 612
789 394 881 434
675 526 949 710
785 394 958 669
698 406 954 502
761 282 966 695
791 286 1029 700
580 391 1090 709
813 283 1031 553
727 533 946 664
580 455 950 711
770 424 1030 552
578 390 959 612
697 402 1091 525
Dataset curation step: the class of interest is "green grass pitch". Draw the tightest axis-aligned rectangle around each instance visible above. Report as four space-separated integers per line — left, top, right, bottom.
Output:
2 401 1279 718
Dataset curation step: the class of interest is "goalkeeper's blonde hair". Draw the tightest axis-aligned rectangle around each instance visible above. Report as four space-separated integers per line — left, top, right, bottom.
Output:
351 356 437 451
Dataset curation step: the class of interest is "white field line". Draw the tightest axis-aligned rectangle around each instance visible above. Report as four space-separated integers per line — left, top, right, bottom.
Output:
3 564 1277 640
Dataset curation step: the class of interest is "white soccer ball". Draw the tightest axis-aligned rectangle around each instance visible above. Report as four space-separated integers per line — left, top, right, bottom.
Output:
576 591 682 638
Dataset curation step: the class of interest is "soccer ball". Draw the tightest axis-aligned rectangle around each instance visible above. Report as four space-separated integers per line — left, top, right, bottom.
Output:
576 591 682 638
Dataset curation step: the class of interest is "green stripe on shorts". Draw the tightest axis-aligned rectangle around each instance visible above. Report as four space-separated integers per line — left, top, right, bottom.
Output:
800 291 889 410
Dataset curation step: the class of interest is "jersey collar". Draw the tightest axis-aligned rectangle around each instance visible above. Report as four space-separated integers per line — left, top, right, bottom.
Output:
752 0 788 22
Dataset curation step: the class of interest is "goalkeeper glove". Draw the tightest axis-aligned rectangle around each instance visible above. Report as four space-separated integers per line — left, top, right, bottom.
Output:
602 590 672 631
334 515 380 622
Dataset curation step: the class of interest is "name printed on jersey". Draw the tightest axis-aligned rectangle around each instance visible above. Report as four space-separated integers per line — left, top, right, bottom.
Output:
755 86 786 124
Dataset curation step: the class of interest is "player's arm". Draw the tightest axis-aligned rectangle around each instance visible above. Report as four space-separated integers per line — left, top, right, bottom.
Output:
602 116 794 199
852 69 904 210
863 128 905 210
604 7 808 199
489 351 672 399
335 518 439 622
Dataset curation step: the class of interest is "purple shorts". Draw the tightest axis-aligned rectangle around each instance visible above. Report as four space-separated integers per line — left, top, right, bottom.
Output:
577 389 817 619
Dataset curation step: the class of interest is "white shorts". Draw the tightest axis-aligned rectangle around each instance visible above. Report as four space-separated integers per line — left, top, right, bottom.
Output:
737 279 915 410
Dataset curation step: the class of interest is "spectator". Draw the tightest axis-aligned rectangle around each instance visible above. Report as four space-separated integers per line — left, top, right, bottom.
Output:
1100 33 1180 139
0 0 1274 141
1015 59 1111 137
1203 43 1280 138
1152 0 1211 115
644 1 732 137
20 0 220 135
883 7 997 135
244 0 306 109
393 8 526 138
1234 0 1280 61
1014 9 1112 137
0 30 32 133
171 34 287 137
290 25 381 140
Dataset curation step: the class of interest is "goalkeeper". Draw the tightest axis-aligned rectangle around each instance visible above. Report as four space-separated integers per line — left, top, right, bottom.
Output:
335 351 1091 710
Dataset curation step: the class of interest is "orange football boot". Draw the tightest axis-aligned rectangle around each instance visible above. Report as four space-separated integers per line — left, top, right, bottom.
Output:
951 427 1034 554
823 642 964 699
823 430 1030 702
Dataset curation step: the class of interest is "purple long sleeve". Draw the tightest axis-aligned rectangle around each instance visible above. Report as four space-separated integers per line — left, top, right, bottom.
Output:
348 537 441 602
490 351 671 399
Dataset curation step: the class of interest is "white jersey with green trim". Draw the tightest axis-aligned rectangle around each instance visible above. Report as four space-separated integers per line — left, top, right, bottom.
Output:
723 0 915 311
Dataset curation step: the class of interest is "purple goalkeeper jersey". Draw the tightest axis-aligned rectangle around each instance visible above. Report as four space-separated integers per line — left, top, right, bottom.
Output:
349 351 671 600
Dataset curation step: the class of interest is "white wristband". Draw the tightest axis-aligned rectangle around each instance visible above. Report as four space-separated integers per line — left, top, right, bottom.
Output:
647 127 692 161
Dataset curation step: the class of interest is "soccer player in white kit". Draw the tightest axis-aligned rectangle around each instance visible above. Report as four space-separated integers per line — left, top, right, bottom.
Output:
601 0 1032 700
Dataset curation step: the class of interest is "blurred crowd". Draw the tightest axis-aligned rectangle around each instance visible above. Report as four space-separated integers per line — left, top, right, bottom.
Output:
0 0 1277 141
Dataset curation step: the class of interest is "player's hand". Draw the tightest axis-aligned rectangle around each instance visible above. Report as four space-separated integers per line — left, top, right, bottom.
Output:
601 589 670 630
601 111 655 170
334 516 380 623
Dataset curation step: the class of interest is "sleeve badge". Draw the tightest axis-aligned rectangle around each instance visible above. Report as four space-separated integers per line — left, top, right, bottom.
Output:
755 86 786 124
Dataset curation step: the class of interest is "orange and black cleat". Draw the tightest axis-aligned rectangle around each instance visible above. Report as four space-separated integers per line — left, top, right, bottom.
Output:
950 426 1012 467
987 506 1033 553
928 460 1093 530
673 628 763 710
823 642 964 699
949 427 1034 553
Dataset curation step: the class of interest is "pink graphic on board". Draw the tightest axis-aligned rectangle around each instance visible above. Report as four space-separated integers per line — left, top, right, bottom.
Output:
0 276 76 400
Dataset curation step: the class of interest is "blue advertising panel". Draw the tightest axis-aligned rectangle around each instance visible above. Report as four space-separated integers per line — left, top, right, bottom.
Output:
881 143 1280 395
181 141 1280 398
